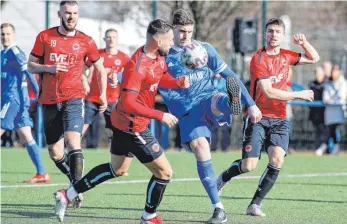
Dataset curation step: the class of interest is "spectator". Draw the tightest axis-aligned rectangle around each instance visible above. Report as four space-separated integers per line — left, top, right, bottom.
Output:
322 61 332 79
316 65 347 155
309 67 327 150
210 74 231 152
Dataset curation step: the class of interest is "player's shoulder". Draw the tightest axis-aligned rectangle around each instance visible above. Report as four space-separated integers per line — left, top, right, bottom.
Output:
118 50 130 58
280 48 297 56
8 45 25 57
127 47 144 68
38 26 59 37
76 30 95 42
251 47 267 64
196 40 213 51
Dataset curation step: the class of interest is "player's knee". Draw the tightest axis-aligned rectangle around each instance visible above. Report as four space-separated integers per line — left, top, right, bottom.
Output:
156 168 173 180
269 156 284 168
48 145 64 160
241 158 258 172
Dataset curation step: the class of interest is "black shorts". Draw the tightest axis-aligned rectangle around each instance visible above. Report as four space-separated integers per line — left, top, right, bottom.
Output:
110 128 164 163
242 117 290 159
84 100 116 130
43 98 84 145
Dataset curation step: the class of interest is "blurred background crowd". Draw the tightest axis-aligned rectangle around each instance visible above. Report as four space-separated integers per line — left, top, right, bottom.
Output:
1 1 346 154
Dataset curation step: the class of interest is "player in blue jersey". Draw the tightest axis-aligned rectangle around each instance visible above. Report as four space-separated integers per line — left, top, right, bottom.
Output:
1 23 50 183
159 9 262 223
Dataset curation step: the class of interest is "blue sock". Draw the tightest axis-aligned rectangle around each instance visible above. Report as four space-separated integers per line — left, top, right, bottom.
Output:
25 140 46 174
216 95 232 115
197 160 220 205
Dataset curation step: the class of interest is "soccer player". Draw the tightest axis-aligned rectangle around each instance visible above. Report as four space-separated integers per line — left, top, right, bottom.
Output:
53 19 189 223
1 23 50 183
82 28 133 174
158 9 262 223
217 18 320 216
27 1 107 207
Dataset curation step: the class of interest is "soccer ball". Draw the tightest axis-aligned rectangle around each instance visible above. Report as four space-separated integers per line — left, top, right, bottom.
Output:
181 42 208 70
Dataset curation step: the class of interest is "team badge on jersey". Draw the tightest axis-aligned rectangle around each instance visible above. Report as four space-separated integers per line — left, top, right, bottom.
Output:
72 43 80 51
115 59 121 65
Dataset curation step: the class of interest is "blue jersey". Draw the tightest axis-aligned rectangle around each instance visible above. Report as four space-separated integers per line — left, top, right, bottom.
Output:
1 45 30 107
159 40 227 118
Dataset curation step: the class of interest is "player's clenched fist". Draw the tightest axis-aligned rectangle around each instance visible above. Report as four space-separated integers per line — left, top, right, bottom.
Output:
299 90 314 101
293 33 307 45
177 75 190 88
247 105 262 123
161 113 178 128
46 62 69 74
99 94 108 113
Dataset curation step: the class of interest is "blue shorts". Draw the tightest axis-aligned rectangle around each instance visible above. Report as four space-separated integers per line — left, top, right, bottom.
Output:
84 100 116 129
42 98 84 145
1 100 33 130
242 117 290 159
178 96 232 147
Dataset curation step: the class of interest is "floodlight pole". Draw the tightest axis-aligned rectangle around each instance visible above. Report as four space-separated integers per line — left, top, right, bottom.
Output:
262 0 267 46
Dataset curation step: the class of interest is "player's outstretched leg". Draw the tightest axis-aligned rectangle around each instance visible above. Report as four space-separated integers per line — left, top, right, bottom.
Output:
54 162 118 222
68 149 84 208
216 159 244 195
226 76 241 115
247 163 280 217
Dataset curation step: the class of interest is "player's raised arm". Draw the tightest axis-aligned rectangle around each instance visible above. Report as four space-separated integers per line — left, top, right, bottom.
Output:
92 59 107 113
293 33 320 65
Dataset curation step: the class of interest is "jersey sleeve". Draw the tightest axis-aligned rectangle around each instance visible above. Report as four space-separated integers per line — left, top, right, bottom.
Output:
84 58 93 67
204 42 228 74
250 55 269 80
12 47 28 71
286 50 301 66
30 32 45 59
86 38 100 63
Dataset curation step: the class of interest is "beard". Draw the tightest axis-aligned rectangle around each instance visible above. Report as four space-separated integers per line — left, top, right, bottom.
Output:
62 17 76 32
158 48 169 56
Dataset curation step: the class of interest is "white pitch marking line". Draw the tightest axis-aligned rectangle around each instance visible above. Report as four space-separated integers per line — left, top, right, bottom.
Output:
1 172 346 189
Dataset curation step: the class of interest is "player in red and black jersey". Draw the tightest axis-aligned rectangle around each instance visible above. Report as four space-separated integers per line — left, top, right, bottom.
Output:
217 18 320 216
53 19 189 224
82 28 129 138
28 1 108 209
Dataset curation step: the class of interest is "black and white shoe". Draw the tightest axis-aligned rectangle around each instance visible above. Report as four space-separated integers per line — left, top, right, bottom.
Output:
207 207 227 224
226 76 242 115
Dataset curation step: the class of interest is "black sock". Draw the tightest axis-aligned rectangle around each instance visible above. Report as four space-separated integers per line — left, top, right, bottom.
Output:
54 153 72 182
144 176 170 214
68 149 84 184
251 164 280 206
74 163 116 193
222 159 243 182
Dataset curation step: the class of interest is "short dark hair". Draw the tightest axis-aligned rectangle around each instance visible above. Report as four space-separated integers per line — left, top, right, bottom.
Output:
105 28 118 36
60 1 78 7
147 19 173 37
265 18 285 32
172 9 195 26
1 23 15 32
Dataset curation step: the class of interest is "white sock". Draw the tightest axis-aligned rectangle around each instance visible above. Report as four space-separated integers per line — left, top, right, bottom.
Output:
66 186 78 201
142 211 156 220
213 202 224 210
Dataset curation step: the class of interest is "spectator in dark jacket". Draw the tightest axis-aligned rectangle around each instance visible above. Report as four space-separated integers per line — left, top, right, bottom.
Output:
308 67 327 151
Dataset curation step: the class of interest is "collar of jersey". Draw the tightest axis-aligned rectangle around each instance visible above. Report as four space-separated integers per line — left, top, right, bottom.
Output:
3 44 16 53
172 45 183 53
